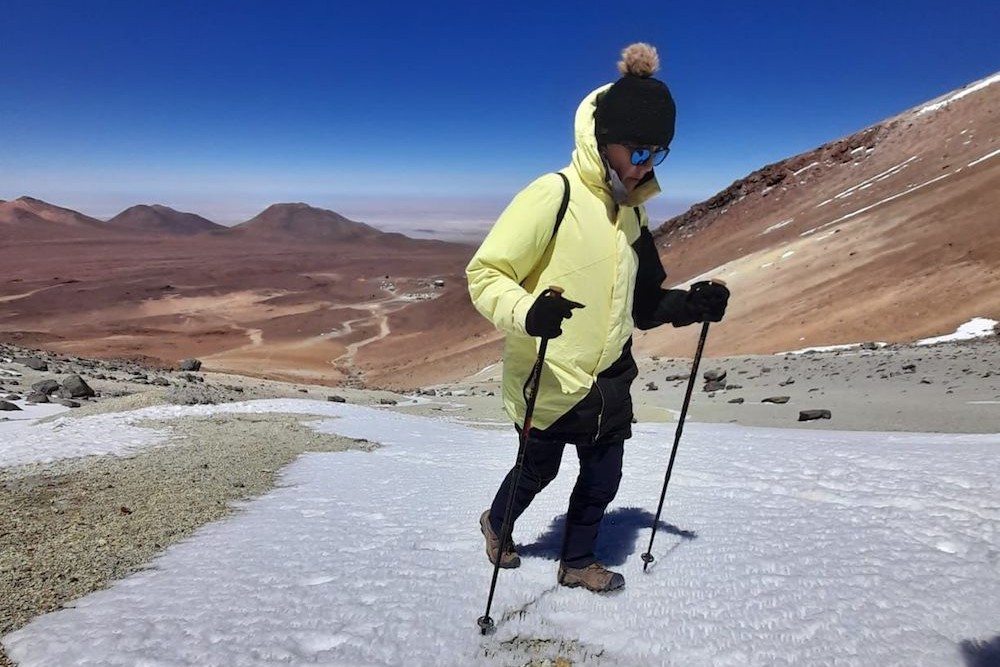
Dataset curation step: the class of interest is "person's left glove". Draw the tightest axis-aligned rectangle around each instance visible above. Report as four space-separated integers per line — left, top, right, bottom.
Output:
686 281 730 322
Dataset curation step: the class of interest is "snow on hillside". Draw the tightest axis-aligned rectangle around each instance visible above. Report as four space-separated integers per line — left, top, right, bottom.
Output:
3 400 999 666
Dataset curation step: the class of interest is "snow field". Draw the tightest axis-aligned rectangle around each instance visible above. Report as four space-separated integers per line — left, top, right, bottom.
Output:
2 399 999 666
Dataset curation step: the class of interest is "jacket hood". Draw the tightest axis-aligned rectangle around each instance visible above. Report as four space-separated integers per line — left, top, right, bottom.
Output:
571 84 662 208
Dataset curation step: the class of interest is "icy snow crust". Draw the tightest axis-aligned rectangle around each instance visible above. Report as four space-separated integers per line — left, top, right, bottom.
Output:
3 399 1000 666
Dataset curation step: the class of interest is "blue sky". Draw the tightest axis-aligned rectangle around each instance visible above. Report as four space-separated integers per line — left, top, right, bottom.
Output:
2 1 998 238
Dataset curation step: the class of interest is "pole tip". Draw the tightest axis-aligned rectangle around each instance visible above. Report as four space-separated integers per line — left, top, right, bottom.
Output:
477 615 496 635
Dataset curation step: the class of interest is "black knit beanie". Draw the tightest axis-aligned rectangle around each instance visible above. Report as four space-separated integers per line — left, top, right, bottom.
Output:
595 43 676 147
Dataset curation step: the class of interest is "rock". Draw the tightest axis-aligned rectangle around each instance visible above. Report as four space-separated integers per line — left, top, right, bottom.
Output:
4 393 22 401
327 395 347 403
0 400 22 411
62 375 95 398
53 398 81 408
704 369 727 382
26 392 49 403
778 377 796 386
15 357 48 371
902 364 916 373
179 358 202 371
665 374 689 382
297 388 308 393
31 379 60 395
645 382 659 391
704 380 727 392
762 396 791 404
151 377 171 386
728 397 745 404
419 388 437 396
379 398 398 406
799 409 832 421
860 342 879 350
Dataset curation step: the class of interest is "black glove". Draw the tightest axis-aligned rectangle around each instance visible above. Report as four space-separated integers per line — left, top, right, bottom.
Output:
525 291 584 338
686 281 730 322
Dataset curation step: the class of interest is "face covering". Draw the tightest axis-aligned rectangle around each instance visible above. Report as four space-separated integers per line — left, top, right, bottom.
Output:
602 155 630 205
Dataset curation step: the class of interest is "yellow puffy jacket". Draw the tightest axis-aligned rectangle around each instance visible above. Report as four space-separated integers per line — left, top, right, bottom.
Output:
467 84 676 442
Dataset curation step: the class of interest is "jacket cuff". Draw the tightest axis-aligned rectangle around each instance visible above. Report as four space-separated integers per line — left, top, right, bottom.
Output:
511 293 535 336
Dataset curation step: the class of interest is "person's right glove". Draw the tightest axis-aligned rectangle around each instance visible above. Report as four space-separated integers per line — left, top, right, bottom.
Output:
686 281 730 322
524 291 584 339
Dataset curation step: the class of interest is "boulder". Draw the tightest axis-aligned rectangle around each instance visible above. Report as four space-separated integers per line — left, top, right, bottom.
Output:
799 409 832 421
704 380 727 392
15 357 48 371
704 369 728 382
327 395 347 403
0 400 21 411
179 359 202 371
31 379 60 395
62 375 95 398
26 392 49 403
762 396 791 404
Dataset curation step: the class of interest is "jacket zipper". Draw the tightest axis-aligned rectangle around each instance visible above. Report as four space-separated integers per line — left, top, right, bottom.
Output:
593 381 606 443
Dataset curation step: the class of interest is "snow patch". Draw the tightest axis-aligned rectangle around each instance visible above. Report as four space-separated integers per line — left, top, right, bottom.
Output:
917 72 1000 114
968 148 1000 168
916 317 999 345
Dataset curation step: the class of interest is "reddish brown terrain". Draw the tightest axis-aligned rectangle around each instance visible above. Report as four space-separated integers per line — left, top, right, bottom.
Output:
637 71 1000 360
1 201 498 389
2 72 998 389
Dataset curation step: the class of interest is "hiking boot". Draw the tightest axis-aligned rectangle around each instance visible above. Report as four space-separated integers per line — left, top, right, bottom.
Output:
558 562 625 592
480 510 520 568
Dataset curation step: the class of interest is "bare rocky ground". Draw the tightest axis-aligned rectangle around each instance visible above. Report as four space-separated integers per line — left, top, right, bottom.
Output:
1 338 998 666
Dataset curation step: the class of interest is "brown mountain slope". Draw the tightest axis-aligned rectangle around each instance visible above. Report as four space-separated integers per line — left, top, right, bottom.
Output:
107 205 225 235
231 203 386 242
0 196 112 241
637 71 1000 359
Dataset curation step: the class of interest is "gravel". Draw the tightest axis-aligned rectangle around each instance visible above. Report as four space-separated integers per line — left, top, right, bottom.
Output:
0 411 375 666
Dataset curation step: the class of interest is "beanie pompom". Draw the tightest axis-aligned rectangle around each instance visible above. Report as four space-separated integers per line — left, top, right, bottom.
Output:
617 43 659 78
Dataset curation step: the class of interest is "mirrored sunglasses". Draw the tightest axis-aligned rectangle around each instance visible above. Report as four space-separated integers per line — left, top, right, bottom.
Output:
628 146 670 166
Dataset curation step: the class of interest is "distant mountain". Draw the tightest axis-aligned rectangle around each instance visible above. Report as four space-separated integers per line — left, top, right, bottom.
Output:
639 70 1000 358
107 204 225 235
0 196 110 240
232 203 385 242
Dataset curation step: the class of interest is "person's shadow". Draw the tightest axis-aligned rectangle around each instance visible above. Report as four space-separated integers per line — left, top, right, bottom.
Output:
517 506 696 566
960 636 1000 667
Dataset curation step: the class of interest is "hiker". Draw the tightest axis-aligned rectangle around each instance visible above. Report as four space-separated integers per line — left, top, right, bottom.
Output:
466 43 730 592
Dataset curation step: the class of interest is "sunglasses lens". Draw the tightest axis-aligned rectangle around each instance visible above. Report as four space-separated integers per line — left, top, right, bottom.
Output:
653 148 669 166
630 148 651 166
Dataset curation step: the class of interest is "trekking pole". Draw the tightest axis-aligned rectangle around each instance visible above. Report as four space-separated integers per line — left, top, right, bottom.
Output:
478 286 563 636
641 316 712 572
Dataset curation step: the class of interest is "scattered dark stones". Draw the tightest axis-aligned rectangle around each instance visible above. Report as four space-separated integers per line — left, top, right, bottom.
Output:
728 397 745 404
778 378 795 386
379 398 398 406
762 396 791 404
645 382 659 391
0 400 22 411
327 395 347 403
799 409 832 421
665 374 689 382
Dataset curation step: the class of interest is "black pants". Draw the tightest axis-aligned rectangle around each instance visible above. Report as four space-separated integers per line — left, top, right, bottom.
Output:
488 429 624 569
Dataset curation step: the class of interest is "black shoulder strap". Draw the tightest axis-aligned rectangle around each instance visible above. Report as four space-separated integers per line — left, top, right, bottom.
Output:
519 172 569 288
553 172 570 240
